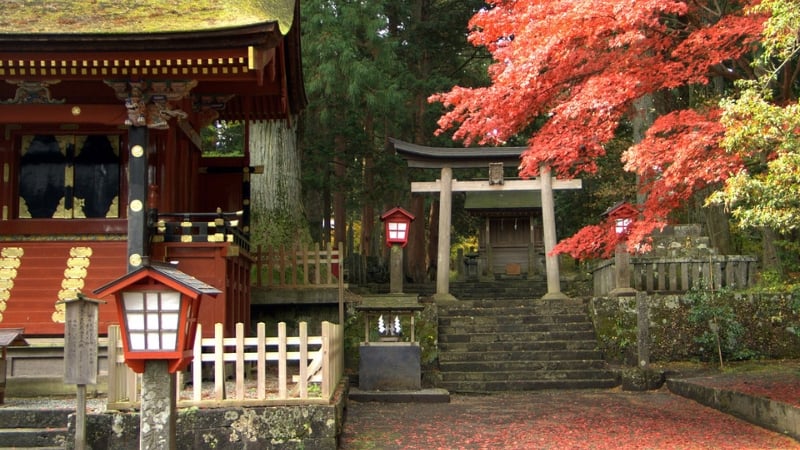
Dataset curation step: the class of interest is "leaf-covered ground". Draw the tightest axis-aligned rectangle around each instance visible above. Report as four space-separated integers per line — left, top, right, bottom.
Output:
341 387 800 449
662 359 800 408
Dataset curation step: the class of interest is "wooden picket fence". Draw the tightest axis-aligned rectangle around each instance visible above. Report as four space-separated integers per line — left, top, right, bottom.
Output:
106 320 344 410
253 241 344 289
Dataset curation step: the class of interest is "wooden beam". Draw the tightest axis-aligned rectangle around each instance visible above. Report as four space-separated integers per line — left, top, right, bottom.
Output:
411 178 582 193
0 104 127 125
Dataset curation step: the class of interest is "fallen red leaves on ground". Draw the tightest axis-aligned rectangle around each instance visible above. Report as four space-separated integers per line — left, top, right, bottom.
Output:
664 360 800 408
340 389 800 449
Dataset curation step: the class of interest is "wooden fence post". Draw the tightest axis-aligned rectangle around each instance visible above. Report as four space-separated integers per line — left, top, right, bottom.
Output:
278 322 287 399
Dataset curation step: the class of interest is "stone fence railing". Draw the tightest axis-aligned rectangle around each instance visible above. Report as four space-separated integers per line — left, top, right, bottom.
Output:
591 255 758 296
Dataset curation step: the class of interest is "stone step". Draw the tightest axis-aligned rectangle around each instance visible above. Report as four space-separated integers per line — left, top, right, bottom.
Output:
439 333 597 352
440 368 616 382
439 323 595 335
439 378 619 393
439 329 597 342
0 408 72 428
439 314 593 326
439 349 605 362
0 428 68 448
439 359 608 372
440 298 588 312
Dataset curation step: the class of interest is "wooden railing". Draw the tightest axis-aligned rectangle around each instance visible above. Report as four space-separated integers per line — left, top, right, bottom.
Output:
592 255 758 296
253 241 344 289
151 210 250 252
106 320 344 410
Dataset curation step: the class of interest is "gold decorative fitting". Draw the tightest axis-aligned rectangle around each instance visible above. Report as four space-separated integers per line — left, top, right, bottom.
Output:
69 247 92 258
1 247 24 258
130 199 143 212
129 253 142 267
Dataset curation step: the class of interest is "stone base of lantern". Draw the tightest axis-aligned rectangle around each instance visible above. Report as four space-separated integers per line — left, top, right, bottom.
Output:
359 342 421 391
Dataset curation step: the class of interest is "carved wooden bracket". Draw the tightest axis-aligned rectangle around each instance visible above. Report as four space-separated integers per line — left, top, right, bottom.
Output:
2 80 65 104
104 80 197 129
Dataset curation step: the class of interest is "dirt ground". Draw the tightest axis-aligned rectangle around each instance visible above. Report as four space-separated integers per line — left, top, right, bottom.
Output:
340 360 800 450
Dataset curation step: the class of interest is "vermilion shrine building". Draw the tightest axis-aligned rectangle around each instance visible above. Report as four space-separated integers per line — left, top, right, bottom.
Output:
0 1 304 389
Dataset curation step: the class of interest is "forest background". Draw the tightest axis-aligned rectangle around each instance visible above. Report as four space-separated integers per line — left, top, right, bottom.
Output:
209 0 800 287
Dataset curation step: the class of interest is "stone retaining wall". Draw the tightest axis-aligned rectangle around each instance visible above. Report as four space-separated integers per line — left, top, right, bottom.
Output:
64 380 348 450
590 292 800 364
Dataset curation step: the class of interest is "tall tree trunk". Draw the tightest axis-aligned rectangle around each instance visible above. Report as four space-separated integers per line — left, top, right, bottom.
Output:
333 135 347 250
406 194 427 283
698 194 732 254
762 227 783 275
361 116 376 258
427 199 439 281
249 119 305 248
632 94 655 206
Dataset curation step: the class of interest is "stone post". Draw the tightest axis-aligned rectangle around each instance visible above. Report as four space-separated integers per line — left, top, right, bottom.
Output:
389 243 403 294
636 291 650 368
140 360 177 450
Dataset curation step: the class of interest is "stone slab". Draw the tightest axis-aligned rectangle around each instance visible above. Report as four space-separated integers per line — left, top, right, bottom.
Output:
359 343 421 391
349 387 450 403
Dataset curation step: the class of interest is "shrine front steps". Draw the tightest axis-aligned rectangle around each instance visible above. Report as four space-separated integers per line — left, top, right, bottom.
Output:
437 298 618 393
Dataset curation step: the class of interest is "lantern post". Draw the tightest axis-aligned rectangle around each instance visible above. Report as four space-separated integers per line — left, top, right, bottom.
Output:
95 263 219 450
380 207 415 294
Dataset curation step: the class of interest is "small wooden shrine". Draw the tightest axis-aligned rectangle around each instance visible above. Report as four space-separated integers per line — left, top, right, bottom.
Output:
464 190 545 279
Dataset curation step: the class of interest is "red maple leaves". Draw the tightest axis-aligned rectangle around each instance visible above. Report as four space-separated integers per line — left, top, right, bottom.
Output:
431 0 765 259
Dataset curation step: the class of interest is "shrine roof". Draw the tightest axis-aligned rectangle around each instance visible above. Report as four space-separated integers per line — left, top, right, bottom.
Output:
389 138 526 169
1 0 295 35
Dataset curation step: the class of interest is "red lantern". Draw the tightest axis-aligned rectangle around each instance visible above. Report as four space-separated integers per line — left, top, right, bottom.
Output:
94 263 219 374
380 207 415 248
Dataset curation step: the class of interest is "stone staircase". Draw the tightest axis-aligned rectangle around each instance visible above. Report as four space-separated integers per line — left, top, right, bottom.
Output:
0 407 70 449
437 297 618 393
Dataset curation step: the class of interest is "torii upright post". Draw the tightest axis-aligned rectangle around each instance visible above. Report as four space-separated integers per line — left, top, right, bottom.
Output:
540 165 567 300
435 167 455 301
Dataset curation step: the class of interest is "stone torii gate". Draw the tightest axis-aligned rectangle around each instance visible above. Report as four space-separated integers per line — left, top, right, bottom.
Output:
390 138 581 301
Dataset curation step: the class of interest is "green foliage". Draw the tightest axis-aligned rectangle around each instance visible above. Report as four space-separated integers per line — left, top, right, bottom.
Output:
299 0 490 241
251 209 310 250
200 121 245 157
709 1 800 242
686 288 756 363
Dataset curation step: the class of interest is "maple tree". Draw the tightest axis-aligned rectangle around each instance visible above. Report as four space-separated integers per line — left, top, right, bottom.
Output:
430 0 767 259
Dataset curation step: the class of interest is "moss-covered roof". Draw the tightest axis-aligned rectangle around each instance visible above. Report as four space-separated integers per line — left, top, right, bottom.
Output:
2 0 295 35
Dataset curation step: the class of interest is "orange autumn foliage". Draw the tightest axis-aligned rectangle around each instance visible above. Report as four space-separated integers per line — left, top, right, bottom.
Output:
431 0 765 259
